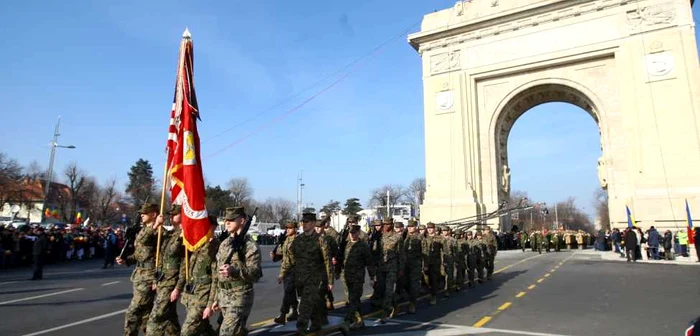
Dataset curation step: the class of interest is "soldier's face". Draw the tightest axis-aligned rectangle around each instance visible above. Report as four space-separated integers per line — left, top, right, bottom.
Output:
171 214 181 225
408 226 417 234
442 231 450 237
302 220 314 233
427 227 435 235
419 228 426 234
350 230 359 241
394 227 402 233
225 218 242 233
286 227 296 235
383 224 393 232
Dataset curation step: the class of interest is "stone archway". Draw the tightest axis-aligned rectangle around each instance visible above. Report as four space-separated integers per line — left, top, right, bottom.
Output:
408 0 700 230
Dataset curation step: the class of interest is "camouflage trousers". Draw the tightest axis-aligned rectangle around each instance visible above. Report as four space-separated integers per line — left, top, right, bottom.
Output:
442 257 454 291
466 254 476 284
376 269 397 311
425 264 441 297
280 274 298 314
295 278 324 329
181 294 216 336
486 247 496 277
219 286 254 336
124 281 155 336
342 280 363 323
475 256 486 281
454 260 466 288
400 262 422 303
145 283 180 336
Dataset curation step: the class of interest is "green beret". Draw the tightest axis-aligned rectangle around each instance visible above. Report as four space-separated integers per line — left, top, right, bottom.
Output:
166 204 182 215
138 202 159 214
224 207 246 221
301 212 317 222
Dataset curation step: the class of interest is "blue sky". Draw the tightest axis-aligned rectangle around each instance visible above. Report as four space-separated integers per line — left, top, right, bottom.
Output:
1 1 698 218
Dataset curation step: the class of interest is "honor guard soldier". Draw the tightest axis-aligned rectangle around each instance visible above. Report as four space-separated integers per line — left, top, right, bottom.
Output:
402 219 423 313
464 230 477 286
440 225 456 296
376 217 404 322
272 220 299 325
483 227 497 279
471 230 489 282
340 223 376 329
212 207 262 336
278 213 334 335
422 222 445 305
453 229 468 291
117 202 160 336
146 204 184 336
316 219 338 315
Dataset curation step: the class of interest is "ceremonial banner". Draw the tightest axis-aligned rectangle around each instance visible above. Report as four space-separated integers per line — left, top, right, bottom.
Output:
625 205 635 228
166 28 209 251
686 200 695 244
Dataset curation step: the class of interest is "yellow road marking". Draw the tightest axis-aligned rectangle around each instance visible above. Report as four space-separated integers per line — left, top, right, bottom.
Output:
251 318 274 327
494 253 545 274
473 316 492 327
537 278 544 283
544 273 551 277
515 291 526 298
498 302 512 310
528 284 536 290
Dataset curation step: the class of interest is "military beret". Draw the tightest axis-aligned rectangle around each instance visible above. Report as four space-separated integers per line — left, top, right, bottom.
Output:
426 222 436 228
394 221 404 228
284 220 298 229
301 212 317 222
407 219 418 227
138 202 159 214
224 207 246 221
166 204 182 215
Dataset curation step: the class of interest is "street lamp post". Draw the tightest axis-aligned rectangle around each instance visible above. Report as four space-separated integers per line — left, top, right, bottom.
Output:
40 117 76 223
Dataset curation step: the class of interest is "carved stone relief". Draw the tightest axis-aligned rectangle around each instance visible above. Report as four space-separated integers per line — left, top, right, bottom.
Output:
430 50 461 75
645 51 675 77
627 3 676 34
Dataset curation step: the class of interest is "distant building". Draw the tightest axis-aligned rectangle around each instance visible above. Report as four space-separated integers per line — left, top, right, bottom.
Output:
0 179 73 224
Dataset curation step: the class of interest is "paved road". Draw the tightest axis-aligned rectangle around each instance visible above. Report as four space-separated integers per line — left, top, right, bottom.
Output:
0 247 697 336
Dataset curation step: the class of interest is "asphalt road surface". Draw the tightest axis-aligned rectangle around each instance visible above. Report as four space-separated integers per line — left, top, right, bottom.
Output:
0 246 698 336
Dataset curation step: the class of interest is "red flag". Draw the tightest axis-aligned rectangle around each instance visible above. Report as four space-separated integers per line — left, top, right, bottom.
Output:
167 28 210 251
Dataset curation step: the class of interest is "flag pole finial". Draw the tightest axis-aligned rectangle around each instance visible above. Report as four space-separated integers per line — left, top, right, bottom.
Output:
183 27 191 38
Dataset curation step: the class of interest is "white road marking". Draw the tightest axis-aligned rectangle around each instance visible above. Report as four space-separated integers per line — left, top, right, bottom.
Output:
0 281 18 286
20 308 127 336
101 281 120 286
0 288 84 306
389 318 574 336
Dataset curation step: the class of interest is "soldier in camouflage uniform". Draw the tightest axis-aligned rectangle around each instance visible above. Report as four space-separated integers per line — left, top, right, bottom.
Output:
339 223 376 329
375 217 405 322
520 230 529 252
422 222 444 305
551 231 561 252
278 213 333 335
531 230 543 254
146 204 184 336
440 225 456 295
392 221 406 303
212 207 263 336
453 229 468 291
117 202 160 336
483 227 498 280
368 219 383 308
271 220 299 325
464 230 477 286
470 230 488 283
179 216 219 336
401 220 422 314
419 224 427 238
315 220 338 322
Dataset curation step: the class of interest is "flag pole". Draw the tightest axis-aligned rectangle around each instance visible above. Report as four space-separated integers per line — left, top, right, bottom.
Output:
155 150 170 271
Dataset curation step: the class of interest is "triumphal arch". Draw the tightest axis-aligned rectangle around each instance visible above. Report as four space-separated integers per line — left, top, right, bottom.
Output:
409 0 700 230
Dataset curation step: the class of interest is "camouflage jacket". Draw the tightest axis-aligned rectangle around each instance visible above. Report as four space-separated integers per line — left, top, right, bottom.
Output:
325 227 340 245
442 236 456 260
456 237 469 263
322 232 339 260
126 225 157 283
403 232 423 263
342 240 376 283
483 231 498 248
280 235 296 276
422 234 444 266
180 238 219 308
378 230 404 272
158 227 184 287
212 234 262 307
279 231 333 285
469 238 489 260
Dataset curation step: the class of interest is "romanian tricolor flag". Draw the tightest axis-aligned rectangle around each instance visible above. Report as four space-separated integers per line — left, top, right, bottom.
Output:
45 208 51 218
686 200 694 244
51 208 59 219
626 205 636 228
75 211 82 224
166 28 209 251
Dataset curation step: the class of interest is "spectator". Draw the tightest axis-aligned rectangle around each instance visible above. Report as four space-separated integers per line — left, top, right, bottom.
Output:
646 226 660 260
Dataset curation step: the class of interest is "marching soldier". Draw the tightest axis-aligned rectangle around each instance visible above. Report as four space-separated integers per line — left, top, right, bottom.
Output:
422 222 444 305
146 204 184 336
402 220 422 314
464 230 477 286
278 213 334 335
212 207 263 336
520 230 529 252
315 220 338 320
470 230 488 283
376 218 404 322
552 231 561 252
368 219 383 308
271 220 299 325
393 221 407 303
441 225 456 295
531 230 543 254
339 223 376 329
483 227 497 280
179 216 219 336
418 224 427 238
117 202 160 336
453 229 468 291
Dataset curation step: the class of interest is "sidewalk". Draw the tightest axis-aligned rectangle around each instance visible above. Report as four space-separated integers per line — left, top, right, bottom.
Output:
598 250 700 265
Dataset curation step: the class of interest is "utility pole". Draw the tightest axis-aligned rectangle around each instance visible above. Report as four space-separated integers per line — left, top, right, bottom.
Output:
40 117 76 223
554 201 559 229
386 189 390 220
297 171 304 220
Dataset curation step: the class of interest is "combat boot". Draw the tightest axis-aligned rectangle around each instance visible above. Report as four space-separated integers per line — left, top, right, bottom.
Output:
379 310 388 324
389 304 399 318
287 309 298 321
274 313 286 325
326 300 335 311
408 302 417 314
349 312 365 330
429 295 437 305
296 320 309 336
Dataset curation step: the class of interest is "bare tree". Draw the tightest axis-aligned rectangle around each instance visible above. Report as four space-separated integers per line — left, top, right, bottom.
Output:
407 177 426 206
228 177 253 207
271 198 295 222
594 189 610 230
370 184 407 218
97 178 120 223
0 152 24 207
64 162 87 223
